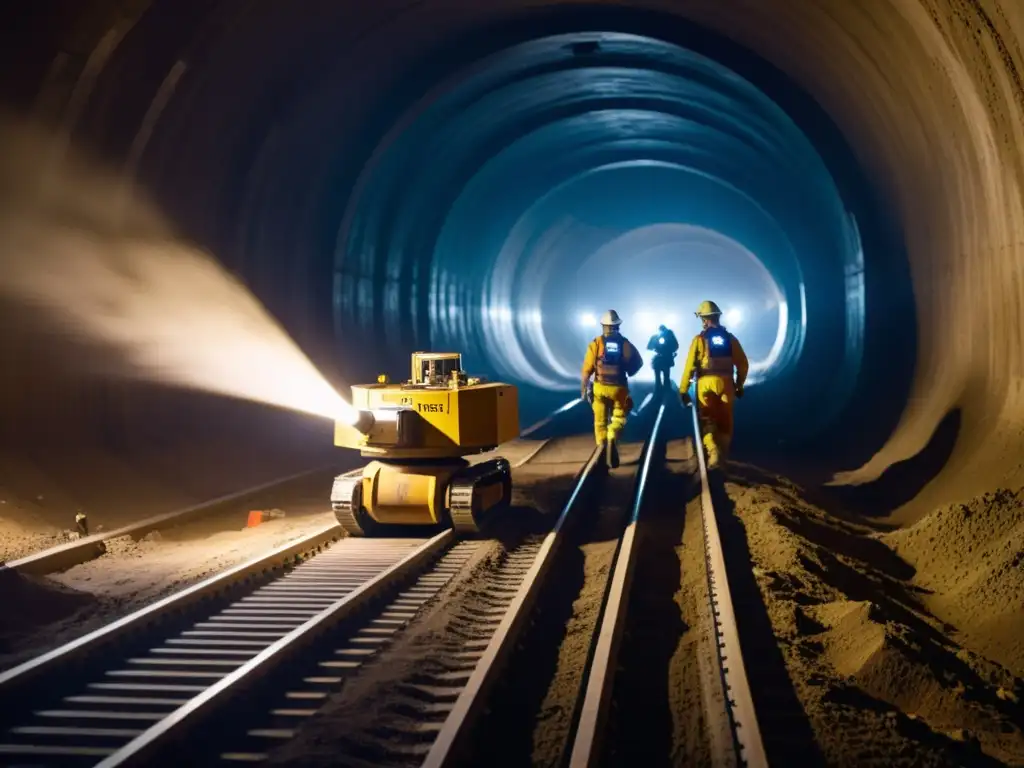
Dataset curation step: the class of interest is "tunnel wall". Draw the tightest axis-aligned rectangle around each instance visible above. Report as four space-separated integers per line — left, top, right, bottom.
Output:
338 33 869 447
2 0 1023 521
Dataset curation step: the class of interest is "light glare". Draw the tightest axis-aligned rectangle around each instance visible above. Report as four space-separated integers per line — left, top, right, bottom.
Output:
0 120 359 426
725 308 744 327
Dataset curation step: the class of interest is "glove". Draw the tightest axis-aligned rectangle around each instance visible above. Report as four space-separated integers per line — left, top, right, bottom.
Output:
735 384 744 399
680 391 693 407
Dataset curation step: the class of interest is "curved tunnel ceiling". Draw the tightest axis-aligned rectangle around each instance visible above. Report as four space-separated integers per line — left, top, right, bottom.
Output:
9 0 1024 518
341 33 862 441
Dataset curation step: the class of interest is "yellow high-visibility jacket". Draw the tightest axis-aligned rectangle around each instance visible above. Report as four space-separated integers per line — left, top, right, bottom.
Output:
678 329 749 390
582 333 643 386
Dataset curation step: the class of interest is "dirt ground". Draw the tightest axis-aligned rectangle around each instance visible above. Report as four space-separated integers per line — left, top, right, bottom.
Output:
0 427 336 543
468 441 1023 768
464 421 655 767
726 464 1024 767
881 489 1024 677
1 420 1021 766
526 441 642 768
601 440 733 768
0 515 70 563
0 435 577 672
0 504 338 670
259 438 595 767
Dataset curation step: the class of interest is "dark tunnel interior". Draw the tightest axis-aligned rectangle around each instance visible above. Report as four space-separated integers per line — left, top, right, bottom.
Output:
3 6 1024 764
1 0 1022 521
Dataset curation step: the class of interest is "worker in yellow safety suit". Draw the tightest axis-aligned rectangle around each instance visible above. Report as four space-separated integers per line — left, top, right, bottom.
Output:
581 309 643 469
679 300 749 469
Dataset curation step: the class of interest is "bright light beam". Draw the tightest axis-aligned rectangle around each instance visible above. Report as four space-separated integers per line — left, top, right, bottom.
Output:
578 311 597 328
0 117 359 426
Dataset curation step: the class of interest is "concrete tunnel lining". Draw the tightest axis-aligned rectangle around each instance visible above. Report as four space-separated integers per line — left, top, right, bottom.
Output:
432 159 808 384
341 35 865 446
4 0 1023 520
340 42 848 345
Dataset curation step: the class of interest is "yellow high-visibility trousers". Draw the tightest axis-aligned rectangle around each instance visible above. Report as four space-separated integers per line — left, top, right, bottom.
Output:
592 381 632 445
696 374 735 467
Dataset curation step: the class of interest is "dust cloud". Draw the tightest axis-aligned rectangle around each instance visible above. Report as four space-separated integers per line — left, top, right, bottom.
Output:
0 114 356 424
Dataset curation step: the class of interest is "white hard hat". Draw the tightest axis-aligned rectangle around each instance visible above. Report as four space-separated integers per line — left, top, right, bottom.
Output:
600 309 622 326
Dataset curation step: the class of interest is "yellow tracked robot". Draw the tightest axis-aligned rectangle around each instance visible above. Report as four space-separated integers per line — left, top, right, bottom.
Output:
331 352 519 536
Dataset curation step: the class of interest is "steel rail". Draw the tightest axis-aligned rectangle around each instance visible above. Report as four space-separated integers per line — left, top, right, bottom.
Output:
421 442 605 767
6 397 583 578
1 396 573 689
520 397 583 438
567 400 667 767
691 402 768 768
4 463 345 576
0 528 453 765
93 531 453 767
0 399 602 764
0 523 343 691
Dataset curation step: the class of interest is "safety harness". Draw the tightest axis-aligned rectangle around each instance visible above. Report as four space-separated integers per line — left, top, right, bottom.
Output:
698 327 734 376
595 333 630 385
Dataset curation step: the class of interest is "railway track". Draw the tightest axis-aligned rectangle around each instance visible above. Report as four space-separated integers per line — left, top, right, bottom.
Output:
0 531 454 766
2 391 762 767
0 400 588 767
3 397 584 579
561 396 767 768
4 466 342 577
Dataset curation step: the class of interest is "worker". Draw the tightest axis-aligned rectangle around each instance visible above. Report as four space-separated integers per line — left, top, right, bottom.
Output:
581 309 643 468
678 300 749 470
647 324 679 392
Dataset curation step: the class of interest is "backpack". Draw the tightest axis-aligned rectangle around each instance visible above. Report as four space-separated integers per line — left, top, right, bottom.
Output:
596 333 640 382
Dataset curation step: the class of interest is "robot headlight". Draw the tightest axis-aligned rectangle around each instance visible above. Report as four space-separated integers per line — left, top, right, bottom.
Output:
354 407 418 448
351 407 405 434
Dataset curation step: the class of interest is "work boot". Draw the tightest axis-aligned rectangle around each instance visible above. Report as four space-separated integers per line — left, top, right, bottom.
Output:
607 437 620 469
706 446 720 470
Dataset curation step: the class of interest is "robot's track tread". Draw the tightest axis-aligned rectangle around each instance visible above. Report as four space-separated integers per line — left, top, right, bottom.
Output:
331 475 367 537
449 458 512 533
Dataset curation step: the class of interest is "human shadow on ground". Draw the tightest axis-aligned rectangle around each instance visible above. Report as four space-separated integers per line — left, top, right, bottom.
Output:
709 472 827 766
602 447 697 767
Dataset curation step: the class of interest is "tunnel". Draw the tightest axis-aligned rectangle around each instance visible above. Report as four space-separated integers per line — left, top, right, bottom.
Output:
1 0 1023 524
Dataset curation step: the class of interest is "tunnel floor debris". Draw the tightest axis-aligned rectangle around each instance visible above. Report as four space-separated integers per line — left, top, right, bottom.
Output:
730 465 1024 766
0 447 1020 766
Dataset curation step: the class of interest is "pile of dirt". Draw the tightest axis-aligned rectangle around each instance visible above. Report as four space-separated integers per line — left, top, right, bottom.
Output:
882 487 1024 675
0 516 70 563
0 568 98 655
727 468 1024 766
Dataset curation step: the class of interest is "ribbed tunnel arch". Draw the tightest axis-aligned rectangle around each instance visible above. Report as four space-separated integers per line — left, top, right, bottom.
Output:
432 169 802 387
550 222 795 387
4 0 1023 520
339 32 861 445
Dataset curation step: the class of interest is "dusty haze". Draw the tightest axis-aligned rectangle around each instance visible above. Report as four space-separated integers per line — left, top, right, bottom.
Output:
0 114 353 424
